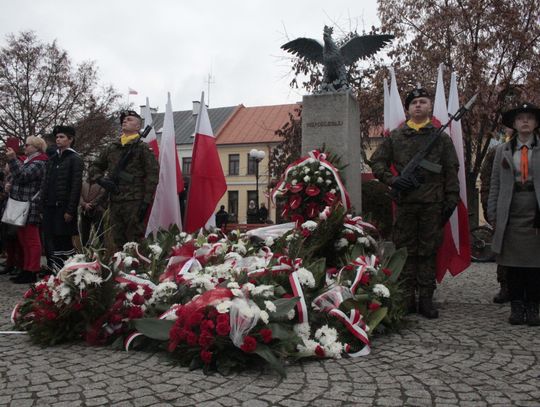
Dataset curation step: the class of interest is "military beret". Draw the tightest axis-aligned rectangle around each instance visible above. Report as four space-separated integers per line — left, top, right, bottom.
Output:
501 102 540 129
52 125 76 138
405 87 430 110
120 110 142 124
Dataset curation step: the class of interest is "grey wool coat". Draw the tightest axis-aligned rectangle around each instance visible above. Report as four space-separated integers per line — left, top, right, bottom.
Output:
487 138 540 255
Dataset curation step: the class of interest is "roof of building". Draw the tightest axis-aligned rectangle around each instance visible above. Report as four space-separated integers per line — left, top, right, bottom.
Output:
216 103 301 145
151 105 240 145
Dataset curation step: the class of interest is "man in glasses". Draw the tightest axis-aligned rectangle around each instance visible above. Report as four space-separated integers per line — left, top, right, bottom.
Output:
89 110 158 250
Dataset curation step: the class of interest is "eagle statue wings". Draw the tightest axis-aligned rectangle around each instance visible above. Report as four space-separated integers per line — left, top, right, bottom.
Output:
281 26 394 92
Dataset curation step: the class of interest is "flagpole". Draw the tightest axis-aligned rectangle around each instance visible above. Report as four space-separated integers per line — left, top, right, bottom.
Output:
186 91 205 231
193 91 205 136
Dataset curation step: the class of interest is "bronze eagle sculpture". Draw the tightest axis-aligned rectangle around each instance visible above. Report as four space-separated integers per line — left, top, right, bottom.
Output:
281 26 394 92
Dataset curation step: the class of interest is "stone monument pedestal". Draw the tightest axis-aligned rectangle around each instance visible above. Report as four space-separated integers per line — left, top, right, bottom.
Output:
301 91 362 213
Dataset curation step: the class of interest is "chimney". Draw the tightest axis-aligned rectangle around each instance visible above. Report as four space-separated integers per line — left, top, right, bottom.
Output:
192 101 201 116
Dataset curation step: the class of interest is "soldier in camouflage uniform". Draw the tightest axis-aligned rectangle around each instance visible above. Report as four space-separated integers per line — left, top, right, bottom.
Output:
89 110 159 250
480 144 509 303
371 87 460 318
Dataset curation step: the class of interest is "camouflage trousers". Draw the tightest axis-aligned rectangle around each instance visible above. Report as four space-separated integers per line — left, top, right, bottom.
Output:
109 200 144 251
393 203 444 298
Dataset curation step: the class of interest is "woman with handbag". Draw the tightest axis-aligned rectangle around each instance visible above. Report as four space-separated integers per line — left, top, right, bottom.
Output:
5 136 48 284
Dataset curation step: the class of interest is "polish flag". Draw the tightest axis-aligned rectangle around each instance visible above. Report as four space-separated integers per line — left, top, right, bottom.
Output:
143 98 184 193
184 92 226 233
128 87 138 95
146 93 182 236
387 67 406 133
433 67 471 282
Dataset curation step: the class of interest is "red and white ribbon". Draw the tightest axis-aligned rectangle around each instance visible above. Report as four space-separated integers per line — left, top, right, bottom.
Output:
271 256 302 273
329 308 370 357
10 303 21 324
344 215 376 235
115 272 157 290
289 271 308 323
124 304 182 351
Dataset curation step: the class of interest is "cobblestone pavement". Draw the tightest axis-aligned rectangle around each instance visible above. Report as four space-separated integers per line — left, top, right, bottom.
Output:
1 262 539 407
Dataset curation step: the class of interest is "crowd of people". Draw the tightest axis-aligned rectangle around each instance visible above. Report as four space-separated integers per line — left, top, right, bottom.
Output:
0 110 159 284
371 87 540 326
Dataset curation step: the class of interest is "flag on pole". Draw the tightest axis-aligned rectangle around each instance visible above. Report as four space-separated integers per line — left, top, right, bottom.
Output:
383 78 390 133
143 98 184 193
436 71 471 281
146 93 182 236
128 87 138 95
184 92 226 233
387 67 406 132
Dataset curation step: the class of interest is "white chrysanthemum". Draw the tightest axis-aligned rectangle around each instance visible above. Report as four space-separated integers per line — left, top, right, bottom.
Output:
301 220 318 231
264 300 277 313
296 268 315 288
373 284 390 298
285 234 295 241
232 243 247 255
148 244 163 257
294 322 311 338
335 238 349 249
324 341 344 358
251 285 274 297
152 282 177 303
227 282 240 289
260 310 270 324
307 158 316 164
264 237 274 247
297 338 318 354
357 237 370 246
303 175 310 183
317 177 324 184
315 325 338 346
123 256 135 268
330 188 336 194
319 166 325 171
179 232 187 238
291 179 298 185
231 288 243 297
304 167 310 174
216 300 232 313
83 272 103 286
123 242 138 251
287 308 296 320
243 283 256 292
325 179 332 185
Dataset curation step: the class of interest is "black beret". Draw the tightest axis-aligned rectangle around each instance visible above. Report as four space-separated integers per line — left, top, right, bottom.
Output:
501 102 540 129
120 110 142 124
405 87 430 110
52 125 76 138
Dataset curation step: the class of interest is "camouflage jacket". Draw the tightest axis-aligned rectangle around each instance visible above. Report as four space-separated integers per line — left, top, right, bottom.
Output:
89 137 159 203
370 121 460 208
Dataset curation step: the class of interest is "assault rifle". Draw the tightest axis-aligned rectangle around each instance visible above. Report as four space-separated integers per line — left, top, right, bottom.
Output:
389 93 478 200
98 125 153 194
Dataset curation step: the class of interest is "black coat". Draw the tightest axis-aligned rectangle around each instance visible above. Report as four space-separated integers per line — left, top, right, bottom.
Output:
41 149 83 236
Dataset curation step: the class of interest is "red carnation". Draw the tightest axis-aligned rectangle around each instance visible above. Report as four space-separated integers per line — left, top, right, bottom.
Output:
207 234 219 244
142 285 153 299
186 331 198 346
200 350 213 364
360 273 370 285
305 185 321 197
127 282 138 292
127 306 144 319
216 314 229 325
345 231 357 243
323 192 337 206
240 336 257 353
369 302 381 311
199 332 214 348
188 312 204 327
315 345 325 358
201 319 215 332
131 293 146 306
216 322 230 336
289 183 304 193
259 329 273 343
289 194 302 210
116 292 126 301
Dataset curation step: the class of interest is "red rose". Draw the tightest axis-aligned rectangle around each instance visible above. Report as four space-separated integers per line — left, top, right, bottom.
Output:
323 192 337 205
289 194 302 210
306 202 320 219
199 332 214 348
188 312 204 327
369 302 381 311
131 293 145 306
305 185 321 197
186 331 198 346
315 345 325 358
216 322 230 336
109 313 123 324
259 329 273 343
127 306 143 319
207 234 219 244
290 183 304 193
240 336 257 353
200 350 213 364
201 319 215 332
216 314 229 325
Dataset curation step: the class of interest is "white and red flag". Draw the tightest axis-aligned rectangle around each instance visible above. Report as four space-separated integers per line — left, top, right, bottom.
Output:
387 67 406 133
128 87 138 95
433 67 471 281
143 98 184 193
146 93 182 236
184 92 227 233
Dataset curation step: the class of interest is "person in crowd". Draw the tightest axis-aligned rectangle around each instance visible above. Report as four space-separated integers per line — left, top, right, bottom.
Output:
0 164 23 277
215 205 229 230
370 86 460 318
246 200 258 224
79 179 106 247
488 102 540 326
480 142 509 304
89 110 158 250
258 202 269 223
6 136 48 284
41 126 83 271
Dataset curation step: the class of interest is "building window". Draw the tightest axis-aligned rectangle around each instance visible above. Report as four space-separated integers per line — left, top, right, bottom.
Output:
228 191 238 223
229 154 239 176
247 154 257 175
182 157 192 175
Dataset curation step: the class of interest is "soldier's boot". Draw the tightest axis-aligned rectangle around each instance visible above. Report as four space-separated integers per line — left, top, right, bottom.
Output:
508 301 526 325
493 282 509 304
418 296 439 319
525 302 540 326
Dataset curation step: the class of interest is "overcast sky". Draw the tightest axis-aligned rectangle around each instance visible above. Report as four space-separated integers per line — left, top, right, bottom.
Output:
0 0 380 112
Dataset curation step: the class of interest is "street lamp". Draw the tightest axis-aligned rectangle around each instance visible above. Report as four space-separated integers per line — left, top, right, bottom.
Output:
249 149 266 208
